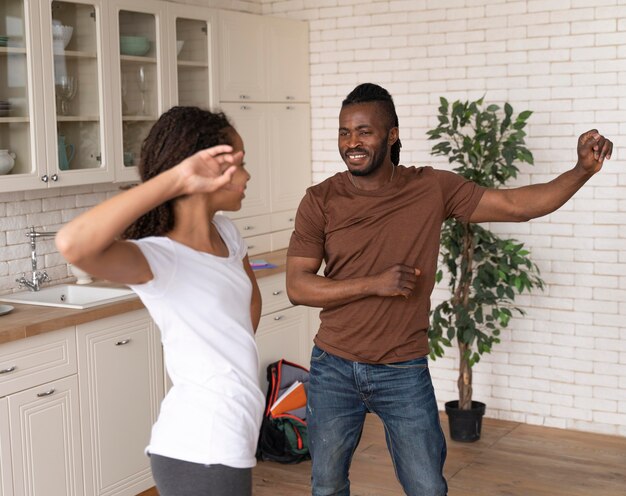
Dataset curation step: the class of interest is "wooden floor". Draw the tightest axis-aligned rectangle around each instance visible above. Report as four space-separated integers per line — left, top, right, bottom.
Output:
140 413 626 495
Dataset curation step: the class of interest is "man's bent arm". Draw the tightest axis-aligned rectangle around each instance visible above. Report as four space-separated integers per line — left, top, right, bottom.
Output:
471 129 613 224
286 256 420 308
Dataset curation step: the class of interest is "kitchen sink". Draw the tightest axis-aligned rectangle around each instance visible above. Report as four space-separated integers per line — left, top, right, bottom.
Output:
0 284 137 309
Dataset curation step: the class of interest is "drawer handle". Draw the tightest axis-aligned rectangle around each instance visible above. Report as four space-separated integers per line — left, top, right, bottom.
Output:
0 366 16 374
244 226 253 230
248 245 255 249
240 105 250 110
239 94 250 100
272 290 282 295
37 388 55 398
286 96 294 100
289 218 294 222
116 339 131 346
273 315 284 321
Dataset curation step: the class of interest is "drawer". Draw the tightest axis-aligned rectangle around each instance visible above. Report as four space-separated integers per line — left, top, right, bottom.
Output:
245 233 272 256
232 214 272 238
257 273 291 315
270 210 296 231
0 327 77 397
271 229 292 251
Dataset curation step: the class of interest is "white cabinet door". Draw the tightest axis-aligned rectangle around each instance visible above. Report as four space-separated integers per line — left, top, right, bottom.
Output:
8 375 84 496
166 3 218 109
217 10 266 102
221 102 271 219
268 103 311 212
107 0 169 183
77 309 164 496
38 0 116 188
256 306 309 391
0 0 53 192
0 397 13 496
266 16 310 103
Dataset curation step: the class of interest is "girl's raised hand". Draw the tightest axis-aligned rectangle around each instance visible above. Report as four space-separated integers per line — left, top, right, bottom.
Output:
176 145 244 195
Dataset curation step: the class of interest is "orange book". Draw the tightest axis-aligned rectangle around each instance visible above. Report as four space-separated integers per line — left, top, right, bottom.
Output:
270 381 307 416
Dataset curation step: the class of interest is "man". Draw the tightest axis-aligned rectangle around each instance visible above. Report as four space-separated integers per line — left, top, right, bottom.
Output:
286 83 613 496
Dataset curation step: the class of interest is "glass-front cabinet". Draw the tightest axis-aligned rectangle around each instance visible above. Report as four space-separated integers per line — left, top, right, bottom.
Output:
165 3 217 109
0 0 217 191
108 0 167 183
0 0 44 191
41 0 114 186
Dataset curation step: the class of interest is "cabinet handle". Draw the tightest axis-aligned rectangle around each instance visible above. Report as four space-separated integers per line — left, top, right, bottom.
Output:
51 174 58 182
37 388 55 397
116 339 131 346
41 175 49 183
240 105 250 110
248 245 255 249
273 315 284 321
286 96 295 100
289 218 294 222
239 94 250 100
0 366 16 374
272 290 282 295
286 106 294 110
243 226 253 230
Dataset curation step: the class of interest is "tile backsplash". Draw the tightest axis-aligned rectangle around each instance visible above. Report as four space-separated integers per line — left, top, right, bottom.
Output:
0 183 121 294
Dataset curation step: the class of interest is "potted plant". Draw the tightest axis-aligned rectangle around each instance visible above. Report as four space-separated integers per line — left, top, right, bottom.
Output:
426 96 545 442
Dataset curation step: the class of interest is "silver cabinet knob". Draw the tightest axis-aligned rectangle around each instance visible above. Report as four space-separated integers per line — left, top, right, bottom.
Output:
41 175 49 182
115 339 131 346
0 366 16 374
51 174 58 182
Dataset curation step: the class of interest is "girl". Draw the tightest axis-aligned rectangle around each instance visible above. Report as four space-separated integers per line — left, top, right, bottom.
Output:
56 106 264 496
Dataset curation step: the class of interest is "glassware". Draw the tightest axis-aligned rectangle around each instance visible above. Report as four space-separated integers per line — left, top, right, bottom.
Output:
137 66 147 115
121 72 128 114
55 75 77 115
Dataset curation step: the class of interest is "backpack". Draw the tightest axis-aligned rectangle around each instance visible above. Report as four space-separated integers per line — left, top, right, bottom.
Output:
256 359 311 464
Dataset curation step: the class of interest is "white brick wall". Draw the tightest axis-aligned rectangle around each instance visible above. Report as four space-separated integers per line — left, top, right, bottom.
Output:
262 0 626 437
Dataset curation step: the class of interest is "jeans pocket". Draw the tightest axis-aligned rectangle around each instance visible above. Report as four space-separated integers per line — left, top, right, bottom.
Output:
310 345 327 362
383 356 428 369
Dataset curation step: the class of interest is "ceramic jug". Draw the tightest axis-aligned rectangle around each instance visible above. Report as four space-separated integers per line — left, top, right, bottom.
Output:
58 135 75 171
0 150 16 175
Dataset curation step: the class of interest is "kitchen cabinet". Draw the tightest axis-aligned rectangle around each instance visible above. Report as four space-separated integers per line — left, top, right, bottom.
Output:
165 3 218 109
0 0 115 192
0 310 163 496
0 0 219 189
220 102 310 252
77 309 163 496
0 398 13 496
256 273 311 390
218 11 311 251
0 327 83 496
218 10 309 103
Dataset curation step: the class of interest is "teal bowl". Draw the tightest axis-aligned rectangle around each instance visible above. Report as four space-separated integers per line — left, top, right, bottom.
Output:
120 36 150 56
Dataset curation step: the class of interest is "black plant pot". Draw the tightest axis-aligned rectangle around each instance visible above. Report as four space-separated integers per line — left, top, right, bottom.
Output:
445 400 486 442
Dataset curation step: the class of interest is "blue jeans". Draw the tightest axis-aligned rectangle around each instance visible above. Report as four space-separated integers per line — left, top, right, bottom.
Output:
308 346 447 496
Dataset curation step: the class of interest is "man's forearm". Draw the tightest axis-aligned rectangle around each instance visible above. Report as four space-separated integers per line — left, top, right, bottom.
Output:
287 271 376 309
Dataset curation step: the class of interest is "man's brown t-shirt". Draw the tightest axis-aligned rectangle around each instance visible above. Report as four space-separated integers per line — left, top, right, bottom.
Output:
287 165 485 364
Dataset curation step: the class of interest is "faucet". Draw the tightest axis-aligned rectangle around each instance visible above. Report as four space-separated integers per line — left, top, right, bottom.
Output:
16 226 57 292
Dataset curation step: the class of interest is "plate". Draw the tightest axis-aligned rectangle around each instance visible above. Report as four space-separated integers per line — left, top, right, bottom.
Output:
0 304 14 316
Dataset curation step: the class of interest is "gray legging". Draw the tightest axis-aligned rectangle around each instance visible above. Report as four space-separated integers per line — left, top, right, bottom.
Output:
150 454 252 496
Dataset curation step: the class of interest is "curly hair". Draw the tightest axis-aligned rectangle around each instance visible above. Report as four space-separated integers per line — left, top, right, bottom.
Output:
123 106 233 240
342 83 402 166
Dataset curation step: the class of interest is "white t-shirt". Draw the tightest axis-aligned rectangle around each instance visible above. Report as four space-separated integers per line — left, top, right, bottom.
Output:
129 215 264 468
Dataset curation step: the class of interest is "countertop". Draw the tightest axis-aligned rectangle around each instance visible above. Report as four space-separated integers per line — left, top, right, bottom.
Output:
0 249 288 346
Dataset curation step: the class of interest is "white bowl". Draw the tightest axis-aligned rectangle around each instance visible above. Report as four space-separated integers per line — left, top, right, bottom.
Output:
69 264 93 285
176 40 185 55
52 24 73 48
